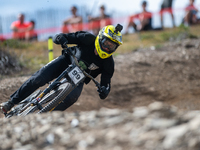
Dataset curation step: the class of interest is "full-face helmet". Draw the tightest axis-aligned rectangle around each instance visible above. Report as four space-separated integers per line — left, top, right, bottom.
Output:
95 24 123 59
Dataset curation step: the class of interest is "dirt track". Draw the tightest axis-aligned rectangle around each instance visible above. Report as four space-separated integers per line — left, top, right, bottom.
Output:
0 38 200 115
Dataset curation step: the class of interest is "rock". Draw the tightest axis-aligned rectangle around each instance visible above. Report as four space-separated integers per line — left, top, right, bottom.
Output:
0 102 200 150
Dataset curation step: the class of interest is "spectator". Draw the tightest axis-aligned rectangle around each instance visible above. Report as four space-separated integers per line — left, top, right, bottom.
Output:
10 13 31 40
183 0 199 26
160 0 175 28
62 6 83 33
26 20 38 41
88 5 112 35
125 1 152 34
0 35 6 42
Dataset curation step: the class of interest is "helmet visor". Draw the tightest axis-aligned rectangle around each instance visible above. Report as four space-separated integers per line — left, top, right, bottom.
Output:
101 37 118 54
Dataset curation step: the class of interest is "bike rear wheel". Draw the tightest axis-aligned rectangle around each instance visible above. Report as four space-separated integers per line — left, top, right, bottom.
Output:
5 90 42 118
20 82 73 116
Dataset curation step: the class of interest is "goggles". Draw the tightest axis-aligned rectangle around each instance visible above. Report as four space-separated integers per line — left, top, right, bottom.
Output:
101 37 118 54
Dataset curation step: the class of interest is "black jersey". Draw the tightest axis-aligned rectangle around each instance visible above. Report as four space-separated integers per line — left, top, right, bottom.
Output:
62 31 114 87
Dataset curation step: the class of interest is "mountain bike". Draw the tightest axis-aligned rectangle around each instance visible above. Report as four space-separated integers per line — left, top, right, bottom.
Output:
4 48 101 118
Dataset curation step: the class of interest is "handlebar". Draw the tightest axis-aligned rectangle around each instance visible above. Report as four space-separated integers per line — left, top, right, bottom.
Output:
64 48 101 89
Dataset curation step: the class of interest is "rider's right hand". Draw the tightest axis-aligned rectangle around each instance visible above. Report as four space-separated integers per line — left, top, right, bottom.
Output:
0 101 14 114
53 34 68 49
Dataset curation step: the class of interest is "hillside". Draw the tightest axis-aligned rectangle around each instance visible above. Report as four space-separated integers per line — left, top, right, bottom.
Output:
0 33 200 149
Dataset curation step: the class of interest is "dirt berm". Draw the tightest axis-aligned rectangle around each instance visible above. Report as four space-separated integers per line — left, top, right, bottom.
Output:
0 38 200 149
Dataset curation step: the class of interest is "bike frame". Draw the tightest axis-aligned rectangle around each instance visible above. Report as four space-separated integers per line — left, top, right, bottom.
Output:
32 49 100 109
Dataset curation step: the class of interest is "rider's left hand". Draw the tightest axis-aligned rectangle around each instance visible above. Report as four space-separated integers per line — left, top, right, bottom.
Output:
97 86 110 99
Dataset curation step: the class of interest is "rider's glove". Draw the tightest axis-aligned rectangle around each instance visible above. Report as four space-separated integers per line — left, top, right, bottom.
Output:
97 86 110 99
0 100 14 114
53 34 68 48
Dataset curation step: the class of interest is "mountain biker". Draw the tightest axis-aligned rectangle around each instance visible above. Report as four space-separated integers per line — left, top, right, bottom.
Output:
0 24 123 113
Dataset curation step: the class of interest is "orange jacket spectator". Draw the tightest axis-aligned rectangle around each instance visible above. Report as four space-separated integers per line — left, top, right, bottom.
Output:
10 14 31 40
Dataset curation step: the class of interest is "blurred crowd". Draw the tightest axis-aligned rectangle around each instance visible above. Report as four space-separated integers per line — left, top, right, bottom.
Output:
6 0 200 41
61 5 112 36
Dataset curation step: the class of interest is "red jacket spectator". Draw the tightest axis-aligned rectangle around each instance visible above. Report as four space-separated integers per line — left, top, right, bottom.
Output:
0 35 6 42
183 0 199 25
26 20 38 41
125 1 152 34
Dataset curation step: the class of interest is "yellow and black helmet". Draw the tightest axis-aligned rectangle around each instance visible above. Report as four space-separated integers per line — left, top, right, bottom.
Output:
95 24 123 59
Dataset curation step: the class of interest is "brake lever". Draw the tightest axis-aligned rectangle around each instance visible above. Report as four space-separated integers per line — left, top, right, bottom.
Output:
97 85 102 93
63 47 73 56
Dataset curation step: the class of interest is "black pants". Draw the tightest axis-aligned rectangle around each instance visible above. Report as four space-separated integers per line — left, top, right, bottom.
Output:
10 55 84 111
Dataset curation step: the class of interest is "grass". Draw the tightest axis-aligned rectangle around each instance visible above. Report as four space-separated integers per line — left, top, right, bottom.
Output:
0 24 200 75
120 24 200 52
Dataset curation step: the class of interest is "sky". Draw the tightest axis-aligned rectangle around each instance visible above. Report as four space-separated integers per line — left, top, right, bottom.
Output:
0 0 200 39
1 0 200 16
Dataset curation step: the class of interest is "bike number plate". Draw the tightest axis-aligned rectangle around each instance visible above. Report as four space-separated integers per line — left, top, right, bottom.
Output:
68 66 85 85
